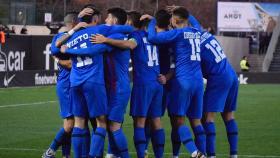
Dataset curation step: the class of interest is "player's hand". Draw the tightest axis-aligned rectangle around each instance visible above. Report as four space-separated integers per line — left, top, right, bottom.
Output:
140 14 153 21
166 5 181 13
158 74 167 85
60 45 68 54
91 34 108 44
78 8 94 18
73 22 88 31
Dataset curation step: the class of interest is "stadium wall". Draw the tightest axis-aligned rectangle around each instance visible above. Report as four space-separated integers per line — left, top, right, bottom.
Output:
215 36 249 72
0 34 279 88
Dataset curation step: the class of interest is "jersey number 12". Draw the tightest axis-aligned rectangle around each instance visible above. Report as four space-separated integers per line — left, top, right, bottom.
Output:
205 39 226 63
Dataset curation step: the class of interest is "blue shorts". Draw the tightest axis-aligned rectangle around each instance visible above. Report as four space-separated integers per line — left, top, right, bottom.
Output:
168 78 204 119
203 71 238 112
56 82 73 119
130 82 163 118
107 90 130 123
71 82 107 118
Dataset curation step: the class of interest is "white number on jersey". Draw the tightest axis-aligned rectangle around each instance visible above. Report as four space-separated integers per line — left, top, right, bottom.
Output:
205 39 226 63
189 39 201 61
75 42 93 68
147 45 159 67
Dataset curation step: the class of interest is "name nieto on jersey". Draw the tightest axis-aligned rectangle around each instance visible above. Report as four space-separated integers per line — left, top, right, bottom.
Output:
66 33 89 48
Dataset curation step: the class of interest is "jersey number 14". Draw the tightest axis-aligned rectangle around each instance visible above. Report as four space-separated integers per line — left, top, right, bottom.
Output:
147 45 159 67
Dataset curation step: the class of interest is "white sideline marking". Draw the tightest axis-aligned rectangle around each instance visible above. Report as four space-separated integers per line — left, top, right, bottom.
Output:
0 101 57 108
0 148 279 158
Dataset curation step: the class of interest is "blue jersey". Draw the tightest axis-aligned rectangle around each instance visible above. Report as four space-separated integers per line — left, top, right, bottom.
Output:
200 31 233 78
104 34 130 93
65 33 130 93
129 30 160 85
64 24 133 87
188 15 235 78
148 19 202 80
50 32 70 86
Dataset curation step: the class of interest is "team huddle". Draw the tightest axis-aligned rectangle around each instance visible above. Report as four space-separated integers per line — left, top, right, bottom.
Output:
43 4 239 158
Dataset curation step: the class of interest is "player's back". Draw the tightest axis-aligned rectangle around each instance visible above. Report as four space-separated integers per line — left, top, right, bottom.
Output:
50 33 71 86
200 31 235 79
104 33 130 93
172 27 202 80
65 26 108 87
129 30 160 85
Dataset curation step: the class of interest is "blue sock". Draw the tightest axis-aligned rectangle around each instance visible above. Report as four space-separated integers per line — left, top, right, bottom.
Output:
171 128 181 156
50 128 66 151
108 131 118 156
145 125 151 151
72 127 90 158
62 131 72 157
193 125 206 154
203 122 216 157
89 127 106 157
113 129 130 158
151 129 165 158
107 133 113 154
134 127 146 158
178 125 197 154
225 119 238 155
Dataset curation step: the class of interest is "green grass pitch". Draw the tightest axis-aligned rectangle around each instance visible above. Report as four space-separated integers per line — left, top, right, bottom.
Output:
0 84 279 158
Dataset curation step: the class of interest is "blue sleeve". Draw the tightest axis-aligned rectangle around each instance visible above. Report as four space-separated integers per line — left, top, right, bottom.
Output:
147 18 179 44
99 24 133 36
66 44 112 56
65 33 125 56
50 33 63 55
188 15 203 32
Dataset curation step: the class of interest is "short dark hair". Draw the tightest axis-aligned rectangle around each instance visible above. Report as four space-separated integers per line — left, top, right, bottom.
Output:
155 9 171 29
140 18 150 28
172 7 189 20
107 7 127 25
80 4 101 24
64 12 78 24
127 11 142 28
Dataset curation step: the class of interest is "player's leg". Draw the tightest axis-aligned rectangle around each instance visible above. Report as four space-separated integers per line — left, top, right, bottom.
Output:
62 117 74 158
71 85 90 158
202 76 230 158
42 85 74 158
168 79 204 158
188 81 206 154
169 117 181 158
222 76 239 158
173 116 205 158
202 112 217 158
107 92 130 158
222 112 238 158
84 82 108 158
144 118 152 157
130 85 151 158
149 84 165 158
133 117 147 158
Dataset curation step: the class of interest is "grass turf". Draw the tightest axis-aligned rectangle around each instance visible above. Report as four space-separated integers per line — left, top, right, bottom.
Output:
0 84 279 158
